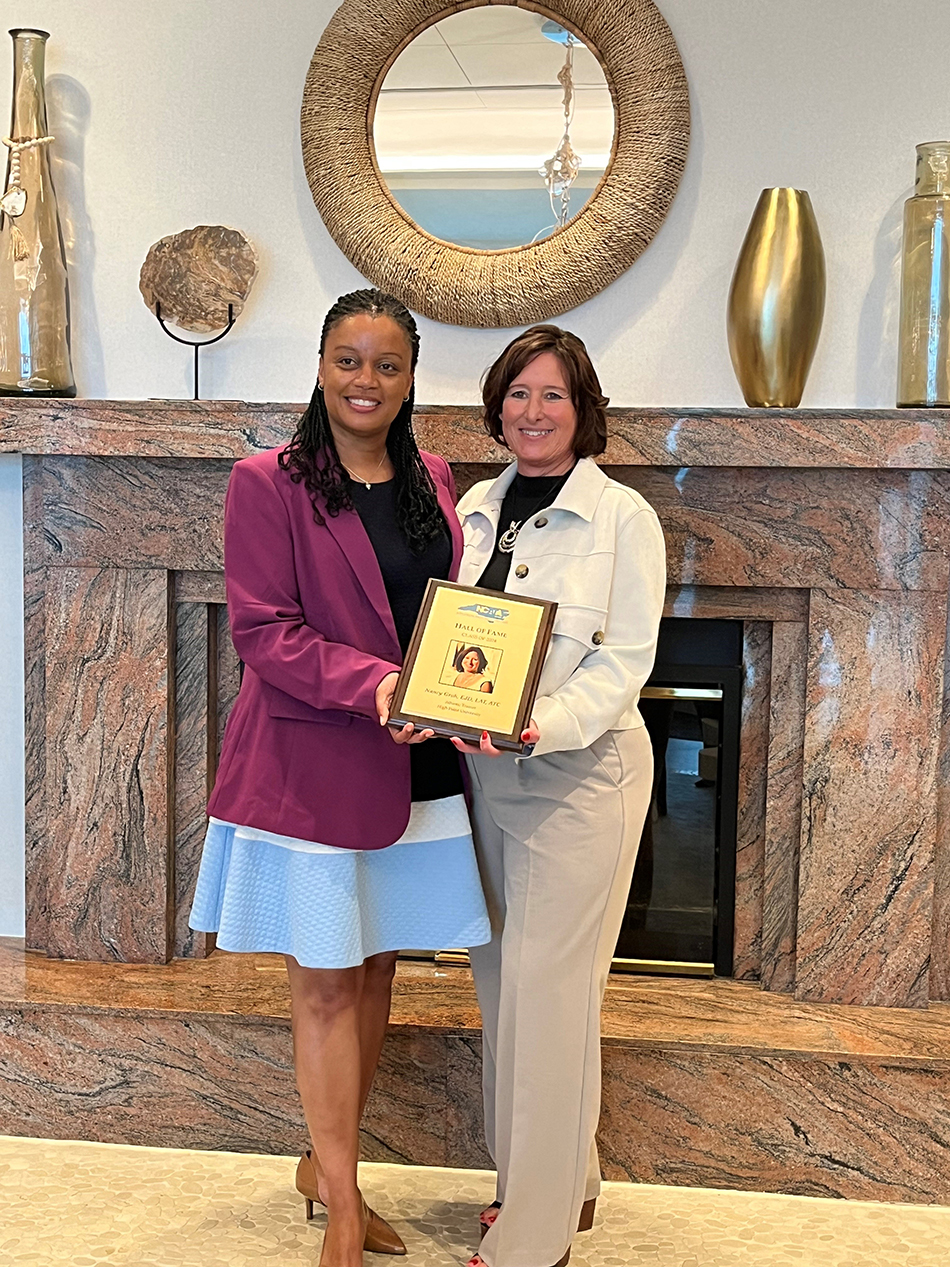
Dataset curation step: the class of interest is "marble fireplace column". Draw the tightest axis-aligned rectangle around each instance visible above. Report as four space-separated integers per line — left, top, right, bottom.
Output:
173 596 240 959
43 567 171 962
795 587 944 1008
22 451 236 963
932 593 950 1000
760 619 808 993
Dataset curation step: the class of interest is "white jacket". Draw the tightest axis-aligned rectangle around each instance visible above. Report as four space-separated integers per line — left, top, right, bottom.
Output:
456 457 666 758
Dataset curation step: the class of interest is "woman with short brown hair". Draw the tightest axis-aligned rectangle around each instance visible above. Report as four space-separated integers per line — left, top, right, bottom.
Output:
454 325 665 1267
481 324 608 460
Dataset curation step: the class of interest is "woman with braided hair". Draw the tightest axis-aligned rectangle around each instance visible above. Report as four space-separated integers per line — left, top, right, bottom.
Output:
190 289 489 1267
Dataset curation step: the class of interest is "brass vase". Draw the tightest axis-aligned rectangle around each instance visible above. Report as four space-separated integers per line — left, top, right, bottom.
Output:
727 188 825 407
897 141 950 407
0 28 76 397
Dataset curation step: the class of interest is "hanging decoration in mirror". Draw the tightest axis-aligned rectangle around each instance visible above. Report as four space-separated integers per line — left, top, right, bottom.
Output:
301 0 690 328
539 23 581 233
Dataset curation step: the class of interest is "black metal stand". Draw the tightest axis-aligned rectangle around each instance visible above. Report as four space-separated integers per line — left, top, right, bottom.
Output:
154 302 235 400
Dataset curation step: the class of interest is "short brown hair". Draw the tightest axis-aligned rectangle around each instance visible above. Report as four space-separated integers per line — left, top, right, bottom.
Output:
481 325 608 458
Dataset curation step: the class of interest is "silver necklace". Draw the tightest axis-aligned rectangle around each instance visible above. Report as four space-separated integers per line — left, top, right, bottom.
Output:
498 520 526 553
498 474 570 553
341 452 388 489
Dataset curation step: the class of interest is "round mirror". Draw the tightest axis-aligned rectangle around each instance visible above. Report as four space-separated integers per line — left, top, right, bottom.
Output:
302 0 689 327
372 8 615 250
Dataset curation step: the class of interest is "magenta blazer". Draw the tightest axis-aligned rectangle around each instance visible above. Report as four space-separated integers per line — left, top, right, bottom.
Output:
206 446 462 850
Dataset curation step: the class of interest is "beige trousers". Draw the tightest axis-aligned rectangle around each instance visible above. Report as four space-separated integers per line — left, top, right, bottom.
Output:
466 726 653 1267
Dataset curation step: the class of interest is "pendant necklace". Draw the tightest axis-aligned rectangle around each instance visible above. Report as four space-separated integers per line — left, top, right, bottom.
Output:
341 452 388 489
498 471 571 554
498 519 528 553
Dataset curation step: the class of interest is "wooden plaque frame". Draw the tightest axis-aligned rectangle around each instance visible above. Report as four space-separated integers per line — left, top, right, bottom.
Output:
388 580 557 751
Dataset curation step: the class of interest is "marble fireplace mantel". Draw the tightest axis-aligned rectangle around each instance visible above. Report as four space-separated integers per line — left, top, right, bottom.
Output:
4 398 950 466
3 399 950 1012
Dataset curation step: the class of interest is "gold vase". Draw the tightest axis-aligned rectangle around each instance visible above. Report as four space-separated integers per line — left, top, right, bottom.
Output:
0 28 76 397
897 141 950 407
727 188 825 408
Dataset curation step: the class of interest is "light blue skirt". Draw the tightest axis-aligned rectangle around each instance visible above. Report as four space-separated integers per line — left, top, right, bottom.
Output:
189 794 490 969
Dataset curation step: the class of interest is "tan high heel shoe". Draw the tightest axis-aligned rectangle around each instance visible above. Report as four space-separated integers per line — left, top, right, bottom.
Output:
295 1149 407 1255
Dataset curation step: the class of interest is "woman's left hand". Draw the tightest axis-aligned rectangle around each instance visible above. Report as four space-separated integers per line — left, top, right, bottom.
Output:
391 722 436 745
451 720 539 758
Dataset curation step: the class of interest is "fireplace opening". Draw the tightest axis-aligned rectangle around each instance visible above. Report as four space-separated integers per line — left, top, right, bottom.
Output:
612 618 743 978
408 618 744 978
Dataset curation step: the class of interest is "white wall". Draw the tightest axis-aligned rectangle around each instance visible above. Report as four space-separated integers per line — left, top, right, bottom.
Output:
1 0 949 932
3 0 948 407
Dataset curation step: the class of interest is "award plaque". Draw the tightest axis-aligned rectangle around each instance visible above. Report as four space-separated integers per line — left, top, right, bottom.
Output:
388 580 557 751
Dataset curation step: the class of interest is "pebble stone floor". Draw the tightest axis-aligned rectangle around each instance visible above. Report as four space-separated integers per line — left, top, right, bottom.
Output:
2 1137 950 1267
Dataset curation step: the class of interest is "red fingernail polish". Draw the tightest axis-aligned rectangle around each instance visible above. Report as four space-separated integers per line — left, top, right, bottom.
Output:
521 730 530 740
482 731 489 740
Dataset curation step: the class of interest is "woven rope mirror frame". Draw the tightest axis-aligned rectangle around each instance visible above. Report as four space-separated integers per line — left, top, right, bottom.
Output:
301 0 690 328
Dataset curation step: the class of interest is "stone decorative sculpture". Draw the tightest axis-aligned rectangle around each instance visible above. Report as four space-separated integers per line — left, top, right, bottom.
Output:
139 225 257 333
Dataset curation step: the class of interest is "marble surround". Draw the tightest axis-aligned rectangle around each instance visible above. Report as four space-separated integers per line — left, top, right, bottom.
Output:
3 942 950 1203
1 401 950 1011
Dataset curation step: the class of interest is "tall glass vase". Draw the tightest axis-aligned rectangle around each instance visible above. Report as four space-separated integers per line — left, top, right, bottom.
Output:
0 28 75 397
897 142 950 407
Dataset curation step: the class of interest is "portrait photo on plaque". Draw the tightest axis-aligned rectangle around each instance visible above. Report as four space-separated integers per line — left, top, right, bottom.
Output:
441 642 500 694
388 580 556 750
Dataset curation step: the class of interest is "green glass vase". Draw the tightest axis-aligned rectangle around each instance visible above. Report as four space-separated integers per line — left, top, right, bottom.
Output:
0 28 76 397
897 141 950 407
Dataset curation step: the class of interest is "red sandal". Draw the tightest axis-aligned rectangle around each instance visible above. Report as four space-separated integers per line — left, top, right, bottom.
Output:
468 1251 571 1267
478 1200 501 1235
478 1196 596 1239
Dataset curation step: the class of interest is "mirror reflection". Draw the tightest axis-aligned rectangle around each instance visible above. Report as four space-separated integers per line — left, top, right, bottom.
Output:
372 8 615 250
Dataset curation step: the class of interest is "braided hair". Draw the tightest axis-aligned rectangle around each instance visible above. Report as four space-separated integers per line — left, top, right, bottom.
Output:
278 288 445 554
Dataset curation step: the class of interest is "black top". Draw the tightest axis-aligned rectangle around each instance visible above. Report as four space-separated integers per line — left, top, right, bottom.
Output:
349 477 463 803
477 468 574 592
